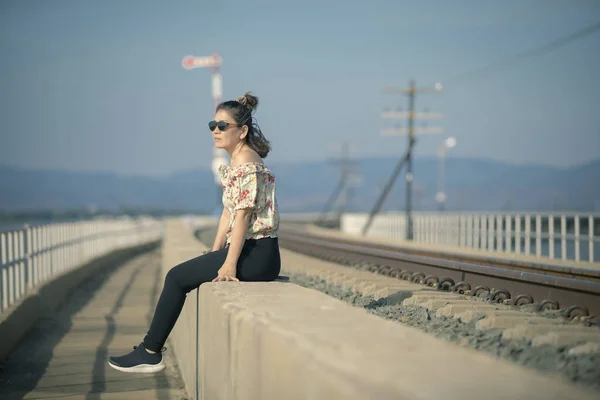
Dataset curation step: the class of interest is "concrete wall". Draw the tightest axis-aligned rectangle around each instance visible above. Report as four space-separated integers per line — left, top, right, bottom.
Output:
162 219 597 400
161 219 207 398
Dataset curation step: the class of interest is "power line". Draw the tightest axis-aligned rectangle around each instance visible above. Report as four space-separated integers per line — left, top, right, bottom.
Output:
443 21 600 85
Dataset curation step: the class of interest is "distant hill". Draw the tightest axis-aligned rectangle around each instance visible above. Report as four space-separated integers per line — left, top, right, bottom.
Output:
1 157 599 213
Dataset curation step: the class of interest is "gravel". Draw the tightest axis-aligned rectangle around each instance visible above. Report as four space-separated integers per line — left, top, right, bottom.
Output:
195 228 600 393
288 273 600 391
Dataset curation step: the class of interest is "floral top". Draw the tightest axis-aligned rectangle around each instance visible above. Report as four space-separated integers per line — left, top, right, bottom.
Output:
218 162 280 244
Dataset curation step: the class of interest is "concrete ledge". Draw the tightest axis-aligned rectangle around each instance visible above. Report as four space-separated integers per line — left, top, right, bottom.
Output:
198 281 596 400
161 219 208 399
163 220 597 399
0 241 160 363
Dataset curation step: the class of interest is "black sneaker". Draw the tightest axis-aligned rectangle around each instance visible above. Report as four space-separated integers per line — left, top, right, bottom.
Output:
108 342 166 373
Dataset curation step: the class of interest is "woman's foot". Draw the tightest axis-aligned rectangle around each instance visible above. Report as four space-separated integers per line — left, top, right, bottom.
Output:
107 342 166 373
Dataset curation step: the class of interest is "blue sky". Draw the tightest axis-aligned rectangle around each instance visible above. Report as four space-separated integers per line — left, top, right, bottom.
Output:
1 0 599 177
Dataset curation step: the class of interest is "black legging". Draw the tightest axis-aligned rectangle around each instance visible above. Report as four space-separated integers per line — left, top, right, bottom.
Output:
143 237 281 352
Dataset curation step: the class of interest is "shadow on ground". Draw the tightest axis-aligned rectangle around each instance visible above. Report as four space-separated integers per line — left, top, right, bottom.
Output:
0 244 182 400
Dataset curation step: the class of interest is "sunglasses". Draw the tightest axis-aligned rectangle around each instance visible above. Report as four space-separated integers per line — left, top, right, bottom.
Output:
208 120 240 132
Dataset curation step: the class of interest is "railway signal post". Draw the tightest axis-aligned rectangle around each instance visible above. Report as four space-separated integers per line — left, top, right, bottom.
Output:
182 53 228 208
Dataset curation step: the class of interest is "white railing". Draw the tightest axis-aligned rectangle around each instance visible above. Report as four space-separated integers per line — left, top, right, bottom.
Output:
341 212 599 264
0 217 163 315
183 212 324 231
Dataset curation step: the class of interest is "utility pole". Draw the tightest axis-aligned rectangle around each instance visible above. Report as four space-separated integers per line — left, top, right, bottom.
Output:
316 142 359 227
333 143 360 219
382 80 443 240
342 170 360 216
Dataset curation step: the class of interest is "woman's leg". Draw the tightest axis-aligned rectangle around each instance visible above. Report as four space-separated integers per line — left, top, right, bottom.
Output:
144 238 279 351
108 238 280 373
107 248 228 373
143 248 229 352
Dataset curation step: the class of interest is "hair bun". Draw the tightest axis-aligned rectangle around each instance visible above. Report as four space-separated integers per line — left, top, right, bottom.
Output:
236 92 259 111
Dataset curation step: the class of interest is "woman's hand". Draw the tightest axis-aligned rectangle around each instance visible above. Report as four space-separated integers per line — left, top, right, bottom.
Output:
212 261 239 282
212 208 251 283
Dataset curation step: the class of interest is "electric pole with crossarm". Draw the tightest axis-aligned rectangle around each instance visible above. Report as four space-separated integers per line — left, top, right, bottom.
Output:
381 80 443 240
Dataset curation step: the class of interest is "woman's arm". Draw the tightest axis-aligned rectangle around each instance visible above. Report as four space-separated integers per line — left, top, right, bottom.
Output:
223 208 253 267
211 207 231 251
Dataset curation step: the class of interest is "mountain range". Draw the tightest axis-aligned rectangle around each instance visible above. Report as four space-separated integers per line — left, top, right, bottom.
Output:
1 157 598 213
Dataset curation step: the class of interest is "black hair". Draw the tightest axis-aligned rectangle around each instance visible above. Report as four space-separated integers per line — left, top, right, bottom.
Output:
216 92 271 158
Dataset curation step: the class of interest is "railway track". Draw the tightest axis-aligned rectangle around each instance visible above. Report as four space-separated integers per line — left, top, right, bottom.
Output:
278 226 600 325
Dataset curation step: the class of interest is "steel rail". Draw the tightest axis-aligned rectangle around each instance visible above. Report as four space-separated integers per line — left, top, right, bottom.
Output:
278 229 600 323
280 228 600 282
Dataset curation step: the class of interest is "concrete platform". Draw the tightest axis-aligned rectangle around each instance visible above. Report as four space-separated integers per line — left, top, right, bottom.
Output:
161 219 599 399
0 250 187 400
199 279 598 400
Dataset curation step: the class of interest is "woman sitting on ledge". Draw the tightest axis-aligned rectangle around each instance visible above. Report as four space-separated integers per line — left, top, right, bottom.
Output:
108 92 281 373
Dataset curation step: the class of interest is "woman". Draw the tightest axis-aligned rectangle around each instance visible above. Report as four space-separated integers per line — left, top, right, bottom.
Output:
108 92 281 373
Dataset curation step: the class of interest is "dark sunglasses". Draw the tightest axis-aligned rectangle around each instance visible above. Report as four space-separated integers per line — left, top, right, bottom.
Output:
208 120 240 132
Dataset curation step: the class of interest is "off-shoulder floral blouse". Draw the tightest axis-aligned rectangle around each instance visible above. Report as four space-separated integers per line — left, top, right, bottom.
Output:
218 162 280 244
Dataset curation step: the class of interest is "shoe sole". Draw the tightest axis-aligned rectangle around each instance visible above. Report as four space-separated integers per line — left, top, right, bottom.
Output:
107 359 166 373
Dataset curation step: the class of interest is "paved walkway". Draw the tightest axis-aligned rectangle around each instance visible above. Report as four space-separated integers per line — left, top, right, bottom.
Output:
0 250 188 400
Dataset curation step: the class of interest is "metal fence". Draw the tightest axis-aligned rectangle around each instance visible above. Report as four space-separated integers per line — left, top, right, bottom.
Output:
183 213 326 230
0 217 163 315
341 212 599 263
